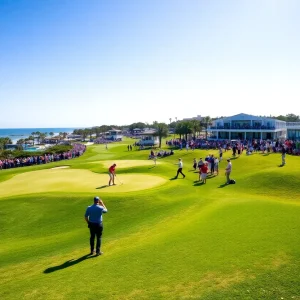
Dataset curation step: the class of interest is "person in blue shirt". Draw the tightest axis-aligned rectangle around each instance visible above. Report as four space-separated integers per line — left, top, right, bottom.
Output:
85 196 108 256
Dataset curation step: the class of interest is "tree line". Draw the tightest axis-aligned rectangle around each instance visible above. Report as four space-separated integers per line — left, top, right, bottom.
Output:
0 113 298 150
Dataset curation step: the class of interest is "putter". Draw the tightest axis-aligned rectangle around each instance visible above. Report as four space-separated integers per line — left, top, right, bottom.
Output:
115 175 123 185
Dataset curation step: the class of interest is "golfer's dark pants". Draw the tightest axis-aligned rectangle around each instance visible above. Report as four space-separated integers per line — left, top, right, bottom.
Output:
176 168 185 178
89 222 103 253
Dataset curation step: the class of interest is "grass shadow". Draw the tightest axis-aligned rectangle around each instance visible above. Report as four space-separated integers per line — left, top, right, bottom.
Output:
218 183 229 188
193 180 204 186
96 185 109 189
44 254 96 274
170 176 185 180
207 174 216 178
148 166 156 169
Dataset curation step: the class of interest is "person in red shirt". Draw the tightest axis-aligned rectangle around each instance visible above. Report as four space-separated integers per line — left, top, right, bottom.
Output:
108 163 116 186
200 163 208 184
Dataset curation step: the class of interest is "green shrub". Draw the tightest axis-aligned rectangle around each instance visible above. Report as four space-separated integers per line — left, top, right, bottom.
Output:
45 145 72 154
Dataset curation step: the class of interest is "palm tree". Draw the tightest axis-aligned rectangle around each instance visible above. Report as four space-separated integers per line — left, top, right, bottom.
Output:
24 137 32 148
16 139 25 150
28 135 35 146
175 122 184 139
86 128 93 140
31 132 37 145
35 131 41 144
189 119 200 139
175 121 192 140
39 133 47 143
153 123 169 148
0 137 13 150
59 132 64 140
201 116 213 140
82 129 90 141
181 121 193 141
168 118 173 132
93 127 101 138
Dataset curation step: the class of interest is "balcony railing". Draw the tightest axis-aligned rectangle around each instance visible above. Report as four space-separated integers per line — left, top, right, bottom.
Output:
210 125 276 130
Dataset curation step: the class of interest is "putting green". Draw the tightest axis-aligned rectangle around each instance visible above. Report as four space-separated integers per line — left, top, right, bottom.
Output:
0 169 167 198
90 159 161 168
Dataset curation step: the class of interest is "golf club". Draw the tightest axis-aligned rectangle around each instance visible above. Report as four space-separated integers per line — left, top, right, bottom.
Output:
115 175 123 185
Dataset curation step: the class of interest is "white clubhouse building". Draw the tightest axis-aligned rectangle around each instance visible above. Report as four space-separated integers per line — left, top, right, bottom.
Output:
209 113 289 140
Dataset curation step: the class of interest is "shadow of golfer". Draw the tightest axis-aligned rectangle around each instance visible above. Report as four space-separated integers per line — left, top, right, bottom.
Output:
148 166 156 169
193 181 204 186
96 185 109 189
44 254 96 274
218 183 229 188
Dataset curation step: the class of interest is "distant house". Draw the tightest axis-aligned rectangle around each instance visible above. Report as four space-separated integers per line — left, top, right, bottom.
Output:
137 129 158 146
183 115 203 121
67 134 82 141
43 137 61 144
132 128 142 135
4 144 19 150
105 129 123 141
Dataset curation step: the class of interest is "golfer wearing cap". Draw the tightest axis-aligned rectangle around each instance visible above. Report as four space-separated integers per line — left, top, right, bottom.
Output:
84 196 108 256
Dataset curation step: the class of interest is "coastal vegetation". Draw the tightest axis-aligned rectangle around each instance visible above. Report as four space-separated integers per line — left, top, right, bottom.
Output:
0 137 299 299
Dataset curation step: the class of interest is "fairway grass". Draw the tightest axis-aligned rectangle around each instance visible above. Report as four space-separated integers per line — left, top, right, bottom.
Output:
1 140 300 300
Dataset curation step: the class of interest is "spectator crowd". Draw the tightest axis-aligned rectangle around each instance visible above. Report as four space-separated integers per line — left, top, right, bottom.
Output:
0 144 86 170
166 138 300 155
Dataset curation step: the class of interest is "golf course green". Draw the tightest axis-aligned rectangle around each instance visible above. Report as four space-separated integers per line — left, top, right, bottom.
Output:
1 138 300 300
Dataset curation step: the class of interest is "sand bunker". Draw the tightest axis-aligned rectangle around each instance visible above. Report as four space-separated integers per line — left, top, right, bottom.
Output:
89 160 161 168
0 169 167 198
50 166 70 169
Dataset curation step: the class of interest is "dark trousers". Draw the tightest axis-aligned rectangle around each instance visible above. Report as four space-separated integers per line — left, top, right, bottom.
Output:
89 222 103 253
176 168 185 178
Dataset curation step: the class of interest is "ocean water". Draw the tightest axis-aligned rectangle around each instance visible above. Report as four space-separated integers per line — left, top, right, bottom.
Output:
0 128 77 143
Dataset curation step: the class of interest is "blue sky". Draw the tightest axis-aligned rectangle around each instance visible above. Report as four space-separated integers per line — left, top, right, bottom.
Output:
0 0 299 128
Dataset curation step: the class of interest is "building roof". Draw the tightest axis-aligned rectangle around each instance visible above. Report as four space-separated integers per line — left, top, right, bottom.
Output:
216 113 285 123
140 129 157 135
109 129 122 132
